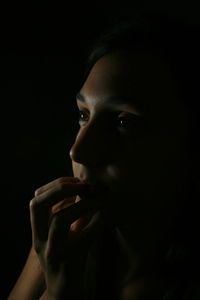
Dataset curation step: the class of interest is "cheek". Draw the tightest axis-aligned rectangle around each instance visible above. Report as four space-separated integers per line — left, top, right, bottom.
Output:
107 141 180 207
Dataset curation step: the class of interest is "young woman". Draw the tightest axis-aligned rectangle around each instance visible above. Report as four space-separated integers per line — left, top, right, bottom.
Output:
8 13 200 300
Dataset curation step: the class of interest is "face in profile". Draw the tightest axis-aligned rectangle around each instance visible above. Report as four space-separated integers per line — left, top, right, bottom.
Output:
69 50 190 232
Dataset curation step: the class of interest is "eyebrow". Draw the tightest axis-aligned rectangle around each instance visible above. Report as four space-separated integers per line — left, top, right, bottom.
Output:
76 92 143 114
76 92 85 102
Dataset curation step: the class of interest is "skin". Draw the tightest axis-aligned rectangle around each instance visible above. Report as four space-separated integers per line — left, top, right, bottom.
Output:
8 50 193 299
71 50 190 261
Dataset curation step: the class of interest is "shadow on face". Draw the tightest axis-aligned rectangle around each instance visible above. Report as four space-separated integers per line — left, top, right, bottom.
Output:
70 50 191 233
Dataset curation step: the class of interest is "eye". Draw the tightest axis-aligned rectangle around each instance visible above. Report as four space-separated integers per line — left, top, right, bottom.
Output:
78 110 89 124
117 112 145 132
117 113 138 127
117 116 129 128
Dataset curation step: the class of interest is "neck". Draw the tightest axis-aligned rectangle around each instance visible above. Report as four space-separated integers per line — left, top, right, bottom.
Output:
90 225 170 300
116 226 169 278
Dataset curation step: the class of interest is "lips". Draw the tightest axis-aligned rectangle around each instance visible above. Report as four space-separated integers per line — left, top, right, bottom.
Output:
88 184 110 197
77 179 111 202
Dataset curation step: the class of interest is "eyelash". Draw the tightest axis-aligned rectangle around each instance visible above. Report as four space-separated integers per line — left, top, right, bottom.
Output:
78 110 89 123
78 109 141 130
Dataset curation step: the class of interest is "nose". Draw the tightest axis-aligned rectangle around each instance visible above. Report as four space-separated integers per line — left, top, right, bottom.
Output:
69 119 115 167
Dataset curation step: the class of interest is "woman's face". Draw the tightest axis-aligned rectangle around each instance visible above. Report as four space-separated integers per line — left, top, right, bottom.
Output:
69 51 190 229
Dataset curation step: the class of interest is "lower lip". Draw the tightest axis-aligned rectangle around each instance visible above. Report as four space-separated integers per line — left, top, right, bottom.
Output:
79 185 110 203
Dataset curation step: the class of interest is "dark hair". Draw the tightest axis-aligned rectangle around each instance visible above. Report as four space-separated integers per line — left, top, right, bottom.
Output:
84 13 199 110
83 12 200 159
83 11 200 180
82 12 200 298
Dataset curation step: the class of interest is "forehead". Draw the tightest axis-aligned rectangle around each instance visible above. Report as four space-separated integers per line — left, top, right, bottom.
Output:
80 51 181 115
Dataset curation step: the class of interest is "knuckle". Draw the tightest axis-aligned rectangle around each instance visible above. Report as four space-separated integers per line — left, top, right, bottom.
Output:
34 184 45 196
29 198 35 210
57 177 66 184
34 188 40 196
56 181 66 192
29 197 39 210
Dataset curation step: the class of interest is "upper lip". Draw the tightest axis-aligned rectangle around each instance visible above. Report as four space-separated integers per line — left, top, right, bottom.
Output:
78 176 110 191
78 174 102 185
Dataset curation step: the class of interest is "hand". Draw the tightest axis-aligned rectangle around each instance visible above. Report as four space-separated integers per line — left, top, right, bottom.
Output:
30 177 104 299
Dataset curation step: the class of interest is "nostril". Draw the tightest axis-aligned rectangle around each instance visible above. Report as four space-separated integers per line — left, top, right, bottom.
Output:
69 148 73 160
69 144 79 162
68 128 108 166
69 147 82 164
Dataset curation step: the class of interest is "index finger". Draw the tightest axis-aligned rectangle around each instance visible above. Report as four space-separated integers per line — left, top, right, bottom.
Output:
30 182 91 243
35 177 80 196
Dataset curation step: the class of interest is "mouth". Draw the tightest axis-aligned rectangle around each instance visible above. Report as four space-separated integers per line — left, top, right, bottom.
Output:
78 179 111 202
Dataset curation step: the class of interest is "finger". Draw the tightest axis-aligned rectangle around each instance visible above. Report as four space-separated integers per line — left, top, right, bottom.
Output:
51 196 76 214
68 195 94 237
68 195 108 241
35 177 80 196
46 200 100 262
69 206 109 251
78 210 108 246
30 182 91 244
68 212 94 238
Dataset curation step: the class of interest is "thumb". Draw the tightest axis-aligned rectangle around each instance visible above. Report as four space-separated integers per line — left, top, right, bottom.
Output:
78 209 109 246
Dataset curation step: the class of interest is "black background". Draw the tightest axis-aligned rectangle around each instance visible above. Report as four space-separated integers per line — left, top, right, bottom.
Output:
1 2 200 298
